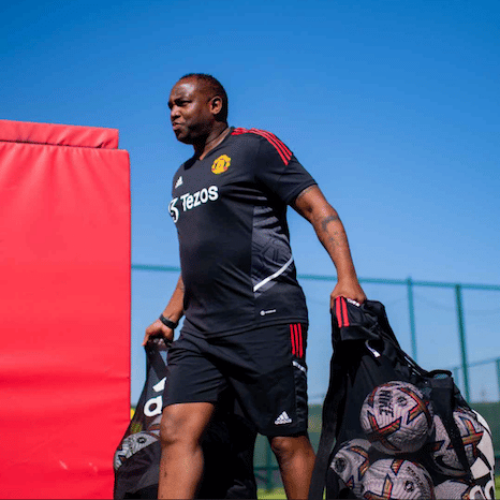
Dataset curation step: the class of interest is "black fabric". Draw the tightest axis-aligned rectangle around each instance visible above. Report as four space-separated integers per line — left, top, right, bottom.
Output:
308 298 484 500
169 127 316 337
113 339 257 499
164 324 309 437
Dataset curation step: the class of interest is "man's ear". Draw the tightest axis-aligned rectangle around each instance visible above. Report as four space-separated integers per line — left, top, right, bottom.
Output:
209 96 223 116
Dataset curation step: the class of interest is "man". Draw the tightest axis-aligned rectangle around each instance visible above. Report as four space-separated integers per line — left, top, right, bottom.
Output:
143 73 366 499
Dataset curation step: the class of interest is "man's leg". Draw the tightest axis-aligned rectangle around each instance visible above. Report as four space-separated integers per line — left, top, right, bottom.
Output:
158 402 215 499
270 433 316 500
215 324 314 498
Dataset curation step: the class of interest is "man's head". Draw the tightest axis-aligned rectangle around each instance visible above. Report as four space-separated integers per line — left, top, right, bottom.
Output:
168 74 228 145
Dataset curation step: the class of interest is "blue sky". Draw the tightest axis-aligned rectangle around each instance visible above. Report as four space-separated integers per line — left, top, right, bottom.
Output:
2 0 499 403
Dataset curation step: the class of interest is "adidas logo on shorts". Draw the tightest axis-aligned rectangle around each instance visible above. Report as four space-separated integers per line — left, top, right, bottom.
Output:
274 411 292 425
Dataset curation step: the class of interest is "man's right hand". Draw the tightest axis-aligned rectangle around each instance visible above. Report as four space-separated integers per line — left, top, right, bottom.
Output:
142 319 174 346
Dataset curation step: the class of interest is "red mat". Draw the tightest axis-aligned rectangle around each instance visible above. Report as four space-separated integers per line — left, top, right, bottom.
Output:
0 119 131 499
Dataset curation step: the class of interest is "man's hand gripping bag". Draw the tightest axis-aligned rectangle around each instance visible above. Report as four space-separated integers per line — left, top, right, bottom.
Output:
113 339 258 499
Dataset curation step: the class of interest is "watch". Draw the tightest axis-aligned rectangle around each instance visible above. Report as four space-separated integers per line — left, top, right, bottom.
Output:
159 314 178 330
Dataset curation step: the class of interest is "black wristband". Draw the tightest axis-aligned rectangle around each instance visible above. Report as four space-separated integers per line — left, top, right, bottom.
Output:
159 314 178 330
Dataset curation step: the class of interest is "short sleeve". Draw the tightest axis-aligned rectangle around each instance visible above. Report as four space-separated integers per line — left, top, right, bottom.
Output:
254 133 317 205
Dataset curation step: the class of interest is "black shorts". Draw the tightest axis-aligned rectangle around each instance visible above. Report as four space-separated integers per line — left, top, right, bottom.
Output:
164 323 308 437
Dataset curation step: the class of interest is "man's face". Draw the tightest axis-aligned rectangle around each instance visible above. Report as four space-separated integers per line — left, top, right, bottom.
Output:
168 78 214 144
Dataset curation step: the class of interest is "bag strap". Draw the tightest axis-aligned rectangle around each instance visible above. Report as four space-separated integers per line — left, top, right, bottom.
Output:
145 341 168 381
310 300 379 500
399 357 472 477
428 376 472 480
308 370 346 500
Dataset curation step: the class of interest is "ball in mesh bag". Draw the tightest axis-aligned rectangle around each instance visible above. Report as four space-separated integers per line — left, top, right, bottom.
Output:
434 479 486 499
330 438 370 497
114 431 159 470
147 414 162 436
470 409 495 497
427 407 486 477
360 381 432 454
361 458 435 499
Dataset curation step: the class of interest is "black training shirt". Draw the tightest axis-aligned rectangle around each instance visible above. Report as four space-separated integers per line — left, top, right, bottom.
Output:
168 127 317 336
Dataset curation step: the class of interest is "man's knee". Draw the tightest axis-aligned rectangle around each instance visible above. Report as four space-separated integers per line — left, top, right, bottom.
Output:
160 409 183 448
159 402 214 449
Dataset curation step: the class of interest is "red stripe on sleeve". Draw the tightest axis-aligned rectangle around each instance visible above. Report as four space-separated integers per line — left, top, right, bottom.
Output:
231 127 248 135
231 127 292 165
250 128 292 165
250 128 292 159
290 324 296 356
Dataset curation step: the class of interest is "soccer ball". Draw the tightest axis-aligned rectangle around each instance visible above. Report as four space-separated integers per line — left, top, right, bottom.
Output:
361 458 435 499
360 381 433 454
469 410 495 492
147 414 162 436
114 431 159 470
427 407 486 477
330 439 371 497
434 479 486 499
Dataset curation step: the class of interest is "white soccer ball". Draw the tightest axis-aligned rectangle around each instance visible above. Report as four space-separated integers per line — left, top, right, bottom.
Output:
470 409 495 497
147 414 162 436
434 479 486 499
330 438 371 497
361 458 435 499
113 431 159 470
427 407 488 477
360 381 433 454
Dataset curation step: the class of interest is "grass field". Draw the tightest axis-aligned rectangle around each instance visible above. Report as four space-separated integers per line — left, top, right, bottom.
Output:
257 487 286 499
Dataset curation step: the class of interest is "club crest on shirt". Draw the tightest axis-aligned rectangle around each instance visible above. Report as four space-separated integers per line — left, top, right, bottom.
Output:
211 155 231 174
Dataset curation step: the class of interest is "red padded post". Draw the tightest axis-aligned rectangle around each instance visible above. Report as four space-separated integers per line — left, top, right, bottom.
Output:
0 120 131 499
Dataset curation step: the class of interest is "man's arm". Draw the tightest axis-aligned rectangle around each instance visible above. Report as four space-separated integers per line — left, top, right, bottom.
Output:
142 274 185 346
293 185 366 308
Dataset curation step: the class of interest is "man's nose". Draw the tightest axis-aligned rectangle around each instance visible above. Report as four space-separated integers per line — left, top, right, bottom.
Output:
170 106 180 120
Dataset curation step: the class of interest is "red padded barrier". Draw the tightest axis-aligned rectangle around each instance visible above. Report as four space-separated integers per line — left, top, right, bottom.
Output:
0 120 131 499
0 118 119 149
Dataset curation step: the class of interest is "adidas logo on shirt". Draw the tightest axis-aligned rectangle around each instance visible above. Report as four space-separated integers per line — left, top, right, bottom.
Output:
175 176 183 189
274 411 292 425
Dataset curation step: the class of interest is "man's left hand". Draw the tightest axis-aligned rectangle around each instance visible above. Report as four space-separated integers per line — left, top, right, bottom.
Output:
330 280 367 309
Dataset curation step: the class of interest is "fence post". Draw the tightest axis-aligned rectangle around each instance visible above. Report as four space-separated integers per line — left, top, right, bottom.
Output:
407 277 417 361
455 284 470 401
496 359 500 401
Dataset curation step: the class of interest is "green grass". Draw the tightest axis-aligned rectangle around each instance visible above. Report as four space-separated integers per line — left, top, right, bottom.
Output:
258 487 287 499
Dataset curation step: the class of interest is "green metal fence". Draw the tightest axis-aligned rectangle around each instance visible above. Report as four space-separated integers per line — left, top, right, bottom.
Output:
132 264 500 490
133 263 500 399
292 272 500 402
